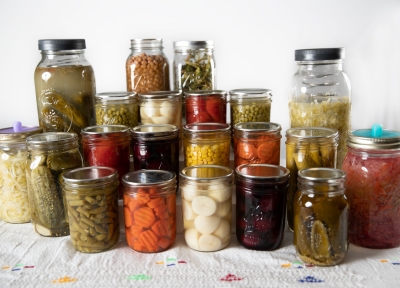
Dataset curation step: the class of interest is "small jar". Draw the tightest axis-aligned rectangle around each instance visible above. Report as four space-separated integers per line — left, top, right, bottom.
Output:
289 48 351 168
180 165 233 252
233 122 281 168
235 164 289 251
62 167 120 253
342 127 400 248
26 132 83 236
294 168 349 266
183 123 230 167
285 127 339 231
81 125 130 198
0 124 42 223
229 89 272 126
126 39 170 93
122 170 177 253
95 92 138 127
184 90 227 124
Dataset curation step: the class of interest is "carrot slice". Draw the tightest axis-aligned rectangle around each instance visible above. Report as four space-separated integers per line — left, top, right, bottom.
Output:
154 202 167 217
151 219 169 237
166 194 176 214
257 141 275 162
132 240 146 252
147 197 165 209
139 230 158 251
134 207 156 228
124 207 132 228
158 237 172 249
158 210 169 220
137 194 150 205
236 142 257 160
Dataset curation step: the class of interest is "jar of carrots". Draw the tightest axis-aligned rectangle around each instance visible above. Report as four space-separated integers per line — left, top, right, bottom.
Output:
122 170 176 253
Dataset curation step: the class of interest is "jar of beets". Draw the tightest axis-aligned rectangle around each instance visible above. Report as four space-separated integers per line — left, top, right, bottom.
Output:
342 125 400 248
184 90 227 124
235 164 289 250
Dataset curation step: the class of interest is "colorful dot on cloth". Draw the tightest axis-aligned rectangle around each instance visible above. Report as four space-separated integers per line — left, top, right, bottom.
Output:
127 274 152 281
298 276 324 283
220 274 244 281
178 260 187 264
156 261 164 265
24 266 34 269
281 263 291 268
52 276 77 284
1 266 10 270
380 260 388 263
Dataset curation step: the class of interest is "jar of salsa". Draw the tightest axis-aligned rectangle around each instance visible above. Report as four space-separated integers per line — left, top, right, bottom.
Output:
184 90 227 124
342 126 400 248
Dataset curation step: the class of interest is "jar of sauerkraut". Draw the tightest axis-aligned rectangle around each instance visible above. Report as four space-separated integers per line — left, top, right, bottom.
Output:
289 48 351 168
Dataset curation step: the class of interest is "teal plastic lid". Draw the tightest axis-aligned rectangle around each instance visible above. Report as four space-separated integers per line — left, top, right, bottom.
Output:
347 124 400 150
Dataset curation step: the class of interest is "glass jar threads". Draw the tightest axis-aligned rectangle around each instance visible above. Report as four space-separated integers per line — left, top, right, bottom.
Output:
62 167 120 253
285 127 339 231
342 126 400 248
95 92 138 127
235 164 289 251
294 168 349 266
26 132 83 236
183 123 230 167
184 90 227 124
126 39 170 93
180 165 233 252
289 48 351 168
122 170 177 253
229 89 272 126
233 122 281 168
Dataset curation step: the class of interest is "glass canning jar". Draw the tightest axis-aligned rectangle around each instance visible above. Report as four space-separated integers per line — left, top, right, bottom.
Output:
63 167 120 253
285 127 338 231
342 126 400 248
126 39 170 93
122 170 177 253
180 165 234 252
184 90 227 124
294 168 349 266
289 48 351 168
235 164 289 251
26 132 83 237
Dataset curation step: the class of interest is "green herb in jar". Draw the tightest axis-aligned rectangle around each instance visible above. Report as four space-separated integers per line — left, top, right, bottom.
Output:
181 53 213 91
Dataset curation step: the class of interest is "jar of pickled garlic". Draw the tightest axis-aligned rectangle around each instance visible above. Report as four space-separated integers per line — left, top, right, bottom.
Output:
180 165 233 252
63 166 120 253
233 122 281 168
0 123 42 223
294 168 348 266
26 132 83 236
122 170 177 253
235 164 289 251
289 48 351 168
126 39 170 93
285 127 338 231
183 123 230 167
81 125 130 198
342 126 400 248
229 89 272 126
95 92 138 127
184 90 227 124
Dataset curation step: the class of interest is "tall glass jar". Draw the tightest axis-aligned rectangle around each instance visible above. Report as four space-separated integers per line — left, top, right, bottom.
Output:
289 48 351 168
294 168 349 266
0 124 42 223
342 127 400 248
26 132 83 236
126 39 170 93
285 127 338 231
184 90 227 124
34 39 96 138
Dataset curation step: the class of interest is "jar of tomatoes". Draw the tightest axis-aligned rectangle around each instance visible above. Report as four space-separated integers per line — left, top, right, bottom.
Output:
184 90 227 124
342 126 400 248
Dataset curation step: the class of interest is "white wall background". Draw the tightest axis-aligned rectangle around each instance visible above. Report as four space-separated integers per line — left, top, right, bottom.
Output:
1 0 400 134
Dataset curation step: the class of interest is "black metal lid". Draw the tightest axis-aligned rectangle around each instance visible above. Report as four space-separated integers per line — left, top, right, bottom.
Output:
38 39 86 50
295 48 344 61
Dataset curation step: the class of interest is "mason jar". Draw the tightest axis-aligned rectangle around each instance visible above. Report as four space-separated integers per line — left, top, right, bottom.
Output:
184 90 227 124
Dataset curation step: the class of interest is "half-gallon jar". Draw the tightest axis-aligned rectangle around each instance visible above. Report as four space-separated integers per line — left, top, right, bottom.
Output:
184 90 227 124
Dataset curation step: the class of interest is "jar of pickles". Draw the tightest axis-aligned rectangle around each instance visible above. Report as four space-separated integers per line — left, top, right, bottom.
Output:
126 39 170 93
180 165 233 252
235 164 289 251
95 92 138 127
294 168 348 266
289 48 351 168
183 123 230 167
0 123 42 223
63 167 120 253
233 122 281 168
26 132 83 236
342 126 400 248
122 170 177 253
285 127 338 231
184 90 227 124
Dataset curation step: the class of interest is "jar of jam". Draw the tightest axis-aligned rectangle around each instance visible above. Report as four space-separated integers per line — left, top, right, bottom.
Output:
235 164 289 251
122 170 177 253
184 90 226 124
342 125 400 248
62 167 120 253
180 165 233 252
294 168 348 266
0 123 42 223
26 132 83 236
289 48 351 168
183 123 230 168
81 125 130 198
126 39 170 93
233 122 281 168
95 92 138 127
285 127 338 231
